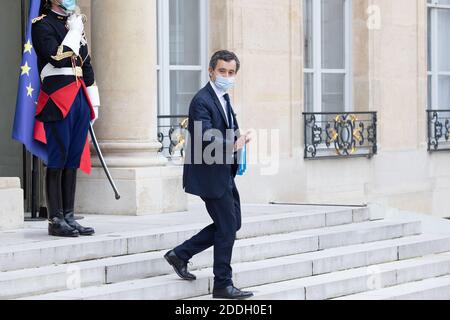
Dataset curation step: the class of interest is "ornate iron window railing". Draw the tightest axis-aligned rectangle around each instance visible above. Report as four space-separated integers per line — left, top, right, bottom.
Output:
427 109 450 152
157 115 189 159
303 111 378 160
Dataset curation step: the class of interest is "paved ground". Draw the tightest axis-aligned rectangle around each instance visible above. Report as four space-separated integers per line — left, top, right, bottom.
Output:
0 203 356 249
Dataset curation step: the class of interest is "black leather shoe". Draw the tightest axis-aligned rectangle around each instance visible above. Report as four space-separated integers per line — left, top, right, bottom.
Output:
46 168 79 238
48 216 80 238
62 168 95 236
164 250 196 281
64 211 95 236
213 286 254 300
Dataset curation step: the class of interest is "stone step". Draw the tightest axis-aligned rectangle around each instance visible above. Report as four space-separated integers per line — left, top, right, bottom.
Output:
18 234 450 300
0 219 419 299
192 253 450 300
334 275 450 300
0 207 369 273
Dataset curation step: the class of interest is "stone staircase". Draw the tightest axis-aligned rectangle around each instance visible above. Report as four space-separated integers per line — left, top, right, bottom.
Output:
1 205 450 300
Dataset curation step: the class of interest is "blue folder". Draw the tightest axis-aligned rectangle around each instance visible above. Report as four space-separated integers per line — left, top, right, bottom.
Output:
237 144 247 176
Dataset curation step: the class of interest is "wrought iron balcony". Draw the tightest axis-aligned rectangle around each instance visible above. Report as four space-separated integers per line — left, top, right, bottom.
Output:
157 115 189 159
303 111 378 160
427 109 450 152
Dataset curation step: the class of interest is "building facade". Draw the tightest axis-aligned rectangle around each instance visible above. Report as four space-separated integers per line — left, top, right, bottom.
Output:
1 0 450 230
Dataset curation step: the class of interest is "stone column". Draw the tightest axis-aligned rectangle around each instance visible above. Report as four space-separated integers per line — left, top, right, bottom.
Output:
76 0 187 215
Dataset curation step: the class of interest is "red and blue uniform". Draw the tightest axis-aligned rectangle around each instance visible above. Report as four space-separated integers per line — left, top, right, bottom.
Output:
32 10 96 173
31 7 97 238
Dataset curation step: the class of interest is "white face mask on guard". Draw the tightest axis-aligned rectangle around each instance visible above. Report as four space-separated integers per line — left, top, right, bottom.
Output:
54 0 77 14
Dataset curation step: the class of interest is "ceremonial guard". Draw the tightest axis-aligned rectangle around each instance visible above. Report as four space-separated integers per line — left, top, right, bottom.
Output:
32 0 99 237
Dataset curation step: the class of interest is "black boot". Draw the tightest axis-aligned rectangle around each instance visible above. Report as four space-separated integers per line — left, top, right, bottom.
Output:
62 168 95 236
46 168 79 238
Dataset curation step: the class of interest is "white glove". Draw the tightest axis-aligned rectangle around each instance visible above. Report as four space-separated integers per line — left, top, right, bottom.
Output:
86 85 101 107
87 85 101 125
62 15 84 56
91 106 99 125
67 15 84 34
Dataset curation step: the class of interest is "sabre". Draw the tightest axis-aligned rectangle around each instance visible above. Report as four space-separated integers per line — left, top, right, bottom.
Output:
89 123 121 200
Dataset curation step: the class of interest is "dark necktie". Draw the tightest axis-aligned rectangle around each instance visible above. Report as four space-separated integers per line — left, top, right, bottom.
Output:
223 93 234 129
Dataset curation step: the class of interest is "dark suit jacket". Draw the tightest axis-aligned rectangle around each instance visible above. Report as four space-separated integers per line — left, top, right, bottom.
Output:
183 83 241 199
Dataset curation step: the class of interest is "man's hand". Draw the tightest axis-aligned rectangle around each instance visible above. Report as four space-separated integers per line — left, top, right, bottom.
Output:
234 131 252 152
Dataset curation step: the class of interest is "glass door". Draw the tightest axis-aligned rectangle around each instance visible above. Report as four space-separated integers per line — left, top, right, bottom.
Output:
0 0 45 217
0 0 25 187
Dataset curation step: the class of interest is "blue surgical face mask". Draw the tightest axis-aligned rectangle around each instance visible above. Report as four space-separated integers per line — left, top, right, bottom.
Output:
60 0 77 12
214 75 236 92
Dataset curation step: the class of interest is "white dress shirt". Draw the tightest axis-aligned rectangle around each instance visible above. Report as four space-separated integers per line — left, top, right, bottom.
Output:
210 80 231 127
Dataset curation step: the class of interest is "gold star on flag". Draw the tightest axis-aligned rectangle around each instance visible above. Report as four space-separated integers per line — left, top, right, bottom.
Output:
26 83 34 97
21 61 31 76
24 40 33 54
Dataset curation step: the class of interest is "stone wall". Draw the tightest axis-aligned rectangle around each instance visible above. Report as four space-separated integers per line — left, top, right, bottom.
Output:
73 0 450 218
207 0 450 218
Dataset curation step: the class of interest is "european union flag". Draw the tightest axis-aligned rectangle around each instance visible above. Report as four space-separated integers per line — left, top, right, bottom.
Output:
12 0 47 163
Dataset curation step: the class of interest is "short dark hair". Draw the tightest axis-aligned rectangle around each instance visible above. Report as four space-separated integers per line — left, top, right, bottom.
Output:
209 50 240 73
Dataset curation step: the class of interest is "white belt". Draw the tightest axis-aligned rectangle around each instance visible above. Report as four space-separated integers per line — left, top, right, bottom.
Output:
40 63 83 81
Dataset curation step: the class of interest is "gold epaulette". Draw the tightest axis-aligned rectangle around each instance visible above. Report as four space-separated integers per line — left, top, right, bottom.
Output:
32 14 46 24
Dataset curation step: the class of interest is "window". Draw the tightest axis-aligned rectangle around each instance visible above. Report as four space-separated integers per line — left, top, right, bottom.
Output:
157 0 208 159
428 0 450 109
303 0 352 113
157 0 209 117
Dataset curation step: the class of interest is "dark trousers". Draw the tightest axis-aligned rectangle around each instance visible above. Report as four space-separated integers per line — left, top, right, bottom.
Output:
174 173 242 289
44 89 90 169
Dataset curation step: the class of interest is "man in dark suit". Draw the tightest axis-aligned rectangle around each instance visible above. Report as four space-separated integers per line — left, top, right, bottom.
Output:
164 50 253 300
